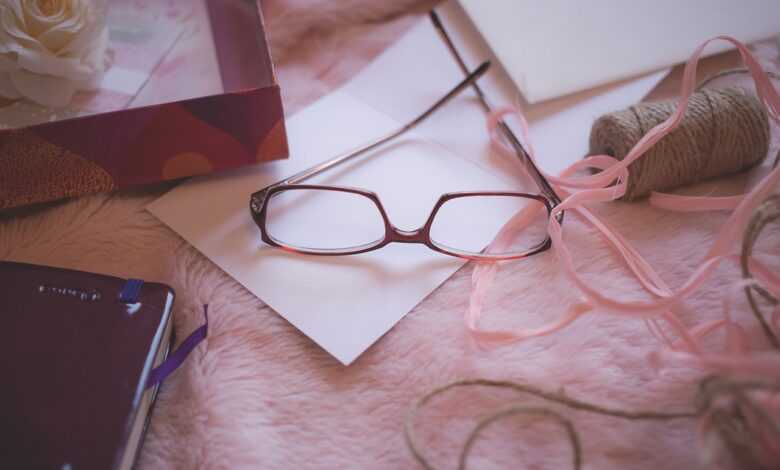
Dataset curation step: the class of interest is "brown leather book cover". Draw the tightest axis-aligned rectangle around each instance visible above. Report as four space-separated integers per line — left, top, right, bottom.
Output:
0 261 174 470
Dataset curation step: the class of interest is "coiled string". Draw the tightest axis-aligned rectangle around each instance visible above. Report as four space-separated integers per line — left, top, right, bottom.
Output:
404 376 780 470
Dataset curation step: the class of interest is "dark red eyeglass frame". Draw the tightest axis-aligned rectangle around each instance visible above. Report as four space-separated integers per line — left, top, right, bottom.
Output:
251 184 552 260
249 11 562 261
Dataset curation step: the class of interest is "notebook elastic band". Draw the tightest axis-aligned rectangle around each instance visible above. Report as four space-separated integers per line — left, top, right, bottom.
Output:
119 279 144 303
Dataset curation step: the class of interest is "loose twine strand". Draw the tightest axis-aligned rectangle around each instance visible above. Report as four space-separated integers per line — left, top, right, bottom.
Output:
741 194 780 349
697 69 780 90
404 378 695 470
404 69 780 469
404 377 780 470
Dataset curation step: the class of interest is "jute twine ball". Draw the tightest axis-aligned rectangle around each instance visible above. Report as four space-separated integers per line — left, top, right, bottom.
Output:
588 87 770 200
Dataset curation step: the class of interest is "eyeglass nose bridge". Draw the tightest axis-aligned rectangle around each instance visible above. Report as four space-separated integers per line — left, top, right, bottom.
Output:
386 225 427 244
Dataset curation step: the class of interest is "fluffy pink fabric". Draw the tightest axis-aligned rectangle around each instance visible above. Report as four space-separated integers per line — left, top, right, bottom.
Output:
1 2 778 469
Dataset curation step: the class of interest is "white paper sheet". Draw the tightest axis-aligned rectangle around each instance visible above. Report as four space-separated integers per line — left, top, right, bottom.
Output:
148 91 524 365
458 0 780 103
148 5 668 365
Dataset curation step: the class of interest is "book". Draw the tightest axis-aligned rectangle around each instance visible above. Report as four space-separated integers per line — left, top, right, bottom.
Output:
458 0 780 103
0 261 175 470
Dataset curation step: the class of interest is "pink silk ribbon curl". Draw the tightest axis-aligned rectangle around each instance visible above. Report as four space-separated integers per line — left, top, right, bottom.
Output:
471 36 780 377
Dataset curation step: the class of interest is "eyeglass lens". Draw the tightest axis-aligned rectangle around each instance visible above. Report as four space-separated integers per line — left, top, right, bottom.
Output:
429 195 548 257
265 188 385 251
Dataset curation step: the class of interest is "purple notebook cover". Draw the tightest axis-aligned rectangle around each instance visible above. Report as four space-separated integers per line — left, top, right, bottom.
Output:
0 261 174 469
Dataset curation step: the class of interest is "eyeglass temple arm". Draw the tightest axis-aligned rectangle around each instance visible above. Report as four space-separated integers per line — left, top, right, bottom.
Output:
429 11 561 208
270 61 491 188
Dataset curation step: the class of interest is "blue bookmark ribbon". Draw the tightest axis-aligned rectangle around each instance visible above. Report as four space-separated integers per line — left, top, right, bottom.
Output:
146 305 209 389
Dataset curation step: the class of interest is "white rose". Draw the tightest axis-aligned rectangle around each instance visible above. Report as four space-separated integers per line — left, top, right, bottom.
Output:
0 0 110 108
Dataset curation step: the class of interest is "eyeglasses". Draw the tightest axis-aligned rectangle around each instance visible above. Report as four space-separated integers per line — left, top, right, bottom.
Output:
249 11 561 261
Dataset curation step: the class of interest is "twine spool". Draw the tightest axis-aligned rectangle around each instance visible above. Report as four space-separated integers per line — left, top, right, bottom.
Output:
588 87 770 200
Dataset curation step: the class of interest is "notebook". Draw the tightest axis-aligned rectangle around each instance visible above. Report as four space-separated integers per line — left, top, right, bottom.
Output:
0 261 175 470
458 0 780 103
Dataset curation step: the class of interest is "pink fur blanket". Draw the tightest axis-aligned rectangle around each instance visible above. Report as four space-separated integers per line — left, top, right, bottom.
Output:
1 1 778 469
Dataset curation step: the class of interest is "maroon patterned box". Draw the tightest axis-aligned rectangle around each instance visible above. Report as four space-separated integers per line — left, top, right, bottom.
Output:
0 0 287 209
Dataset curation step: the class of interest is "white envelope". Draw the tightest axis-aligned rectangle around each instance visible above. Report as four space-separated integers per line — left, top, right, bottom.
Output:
458 0 780 103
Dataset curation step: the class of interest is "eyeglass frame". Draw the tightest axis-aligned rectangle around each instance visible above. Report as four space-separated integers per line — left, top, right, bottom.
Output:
252 184 552 260
249 10 562 261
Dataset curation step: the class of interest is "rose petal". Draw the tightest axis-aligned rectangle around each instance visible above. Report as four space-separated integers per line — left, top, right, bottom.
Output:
76 29 109 89
26 1 83 40
16 47 94 81
0 5 41 51
9 67 76 107
59 19 103 56
0 0 110 107
5 1 27 31
0 54 17 71
0 72 22 99
38 15 85 53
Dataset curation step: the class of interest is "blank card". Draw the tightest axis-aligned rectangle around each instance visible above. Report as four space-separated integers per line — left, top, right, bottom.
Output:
458 0 780 103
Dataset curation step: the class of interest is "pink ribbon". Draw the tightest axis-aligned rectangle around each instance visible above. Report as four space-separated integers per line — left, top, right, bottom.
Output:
471 36 780 375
